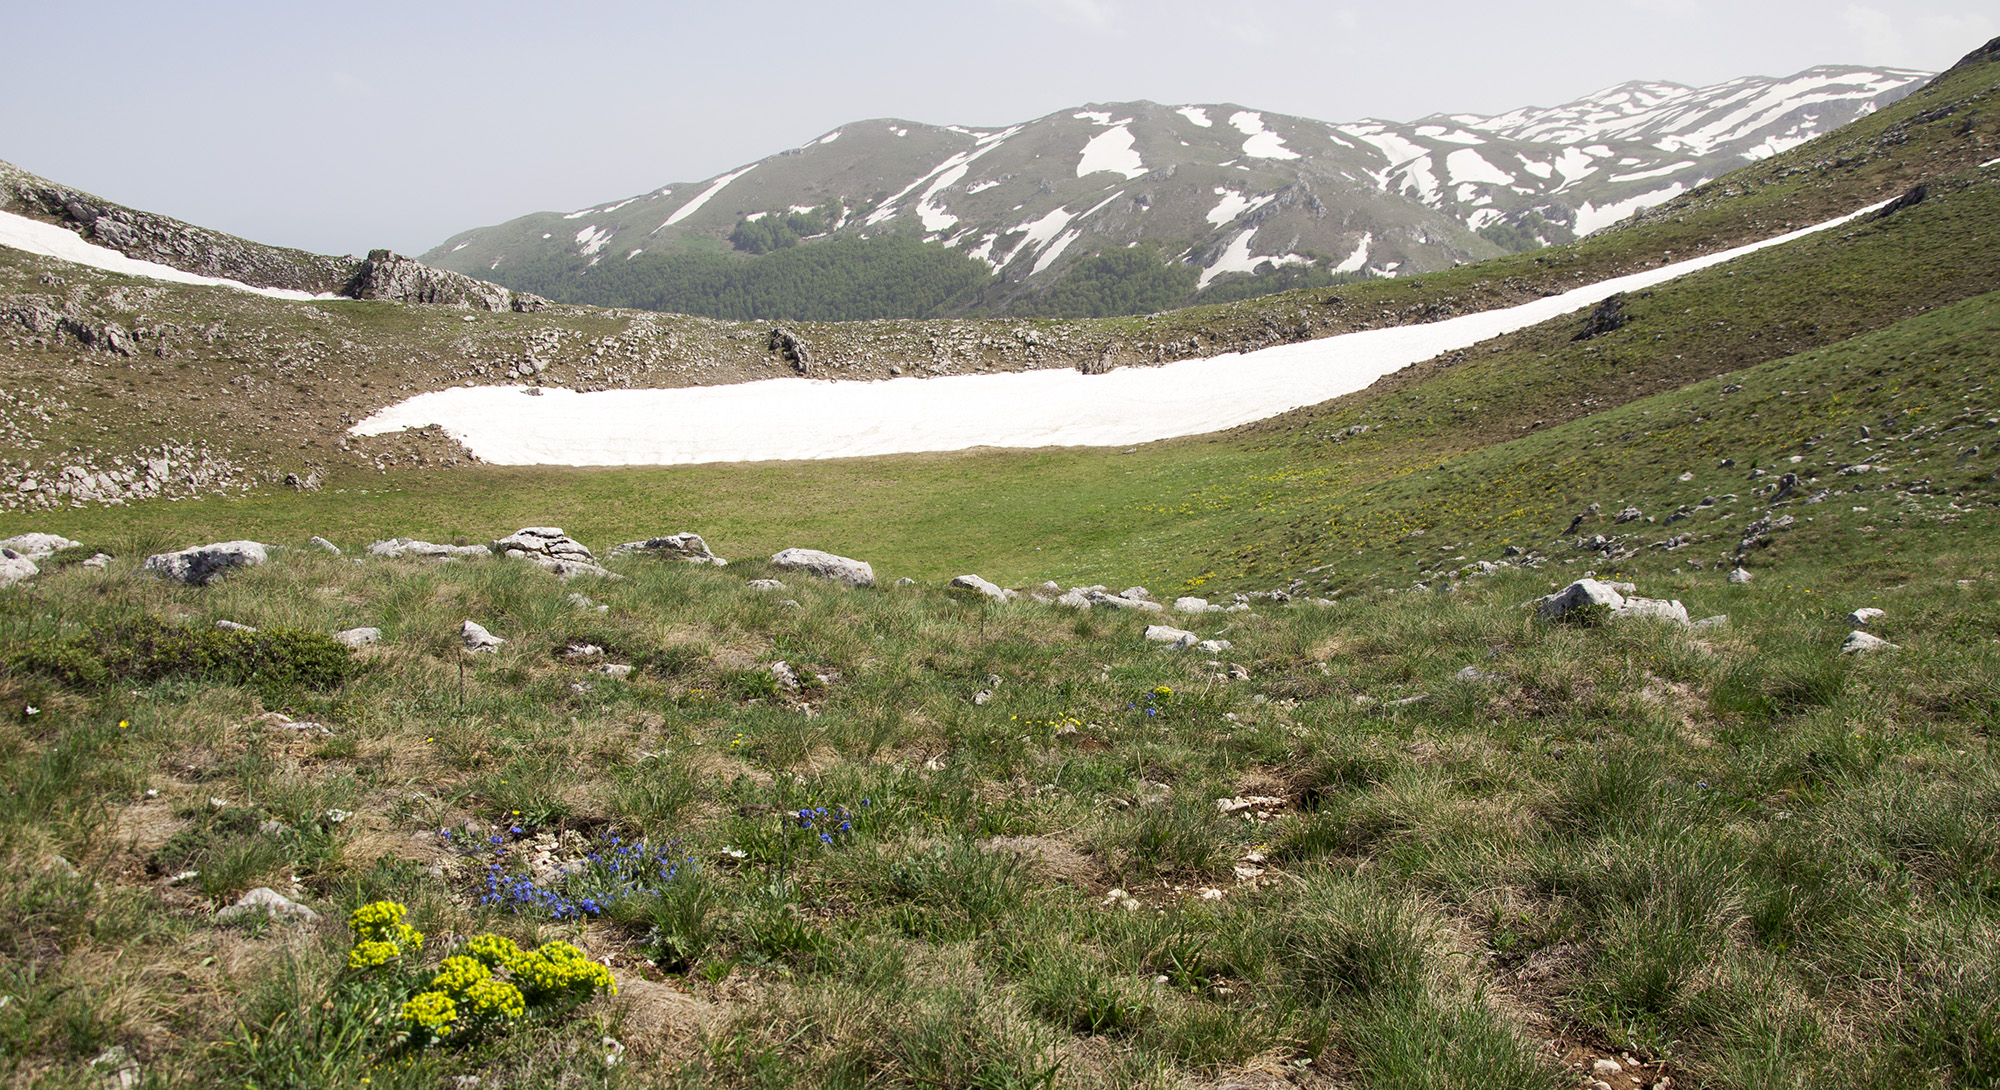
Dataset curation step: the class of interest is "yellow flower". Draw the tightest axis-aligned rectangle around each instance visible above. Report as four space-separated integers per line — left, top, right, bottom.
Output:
465 933 522 970
400 991 457 1037
347 940 402 970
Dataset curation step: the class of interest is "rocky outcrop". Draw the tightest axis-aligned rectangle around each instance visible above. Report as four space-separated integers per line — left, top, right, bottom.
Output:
143 540 268 586
216 887 319 923
1572 293 1628 341
492 527 617 579
462 620 505 652
770 548 874 587
769 328 812 374
1537 578 1689 625
0 549 37 587
343 250 547 312
613 533 726 565
947 574 1009 601
366 538 490 560
0 158 357 294
0 533 80 559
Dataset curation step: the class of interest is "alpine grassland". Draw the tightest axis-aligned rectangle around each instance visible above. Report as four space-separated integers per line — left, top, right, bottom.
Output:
1 39 1998 1090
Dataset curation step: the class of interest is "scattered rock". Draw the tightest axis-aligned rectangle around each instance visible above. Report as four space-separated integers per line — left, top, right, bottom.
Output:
1690 614 1729 631
0 532 80 559
214 619 257 633
90 1045 141 1090
769 548 874 587
1055 589 1092 609
1572 293 1628 341
770 661 800 690
1729 567 1754 584
1196 639 1233 653
492 527 617 579
612 533 727 565
216 886 319 923
308 536 342 555
462 620 505 652
1455 665 1503 683
1846 607 1886 626
367 538 488 560
1841 630 1899 654
1144 624 1199 649
1537 578 1690 625
1215 795 1285 815
1615 506 1643 523
1173 596 1224 613
598 664 632 680
0 549 37 587
143 540 267 586
568 592 608 613
746 578 789 592
332 626 381 648
947 574 1008 601
895 577 916 587
80 553 111 568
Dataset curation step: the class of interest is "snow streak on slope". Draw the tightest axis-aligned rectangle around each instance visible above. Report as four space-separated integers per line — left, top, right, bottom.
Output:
0 209 340 300
1078 125 1148 179
658 165 755 231
355 202 1885 466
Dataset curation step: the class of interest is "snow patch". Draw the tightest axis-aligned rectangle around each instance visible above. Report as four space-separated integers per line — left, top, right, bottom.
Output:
1444 148 1513 185
351 202 1887 466
451 242 468 251
1073 111 1115 125
1333 232 1371 273
1077 125 1148 179
1229 111 1300 160
657 165 755 232
1177 106 1212 128
574 226 613 256
0 209 341 300
1609 161 1696 182
1573 183 1686 235
1205 187 1267 226
816 129 842 144
626 248 644 260
966 180 999 194
1032 229 1082 275
1199 228 1309 289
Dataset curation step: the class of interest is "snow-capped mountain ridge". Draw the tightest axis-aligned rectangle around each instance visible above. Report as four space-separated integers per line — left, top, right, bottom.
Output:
424 63 1929 302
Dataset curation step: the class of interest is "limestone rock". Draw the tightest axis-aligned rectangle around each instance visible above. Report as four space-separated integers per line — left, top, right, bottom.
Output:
746 579 789 592
770 548 874 588
1195 639 1233 653
493 526 594 562
598 664 633 680
216 886 319 923
80 553 111 568
1613 596 1690 625
1144 624 1199 649
0 549 37 587
1055 590 1092 609
1846 607 1886 626
770 661 800 690
143 540 267 586
367 538 488 560
344 249 519 311
1173 596 1225 614
1536 578 1626 620
0 532 80 559
462 620 505 652
308 535 342 555
568 592 608 613
1729 567 1754 584
613 532 727 565
947 574 1008 601
215 619 257 633
1841 630 1898 654
333 626 381 648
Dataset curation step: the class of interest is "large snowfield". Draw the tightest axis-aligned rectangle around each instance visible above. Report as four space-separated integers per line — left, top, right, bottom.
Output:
352 202 1885 467
0 209 340 300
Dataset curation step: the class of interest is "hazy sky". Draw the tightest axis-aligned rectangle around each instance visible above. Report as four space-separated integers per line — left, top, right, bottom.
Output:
2 1 1991 255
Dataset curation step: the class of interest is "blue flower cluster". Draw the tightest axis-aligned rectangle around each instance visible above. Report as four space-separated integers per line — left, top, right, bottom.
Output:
438 826 693 920
795 800 866 846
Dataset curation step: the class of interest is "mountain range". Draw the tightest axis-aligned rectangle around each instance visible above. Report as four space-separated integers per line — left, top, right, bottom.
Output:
424 64 1930 315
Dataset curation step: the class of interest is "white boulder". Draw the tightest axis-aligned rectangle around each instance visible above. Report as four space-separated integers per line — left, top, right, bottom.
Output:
770 548 874 587
144 540 267 586
948 574 1008 601
0 533 80 559
612 532 727 565
1846 607 1886 626
1144 624 1199 649
0 549 37 588
462 620 505 652
1841 630 1898 654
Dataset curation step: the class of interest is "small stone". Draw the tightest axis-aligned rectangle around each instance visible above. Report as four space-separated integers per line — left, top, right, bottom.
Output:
81 552 111 568
1841 630 1898 654
1729 567 1753 584
1144 624 1199 649
947 574 1008 601
1690 614 1729 631
1455 665 1502 683
770 661 800 690
214 619 257 633
462 620 505 652
769 547 874 587
972 689 993 705
1593 1058 1624 1077
1195 639 1232 653
216 886 319 923
333 626 381 648
308 536 342 555
1846 607 1886 626
746 578 788 592
90 1045 141 1090
598 664 632 679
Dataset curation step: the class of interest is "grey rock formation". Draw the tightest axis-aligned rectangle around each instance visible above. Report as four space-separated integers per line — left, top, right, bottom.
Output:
344 249 546 312
214 619 257 633
308 536 342 555
0 532 80 559
746 578 789 592
1846 607 1886 626
143 540 267 586
769 327 812 374
613 532 726 565
770 548 875 587
1537 578 1689 625
1729 567 1754 584
1173 596 1224 613
367 538 490 560
493 526 594 562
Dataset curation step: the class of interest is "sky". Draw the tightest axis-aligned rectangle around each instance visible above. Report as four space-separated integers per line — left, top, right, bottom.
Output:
1 0 1992 256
